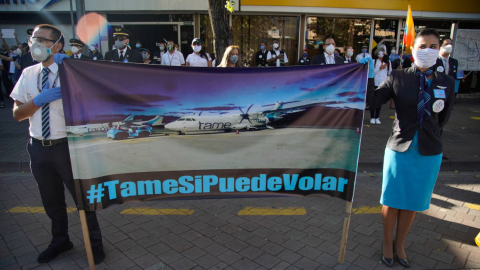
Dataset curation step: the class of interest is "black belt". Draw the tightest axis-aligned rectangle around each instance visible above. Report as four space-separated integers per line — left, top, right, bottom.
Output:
31 137 68 147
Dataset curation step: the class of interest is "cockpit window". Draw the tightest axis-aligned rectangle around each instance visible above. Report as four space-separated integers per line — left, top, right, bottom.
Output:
185 118 192 121
177 118 185 121
191 118 196 121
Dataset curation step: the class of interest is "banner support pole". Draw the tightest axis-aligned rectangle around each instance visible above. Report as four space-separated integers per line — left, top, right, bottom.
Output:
338 201 353 264
79 210 96 270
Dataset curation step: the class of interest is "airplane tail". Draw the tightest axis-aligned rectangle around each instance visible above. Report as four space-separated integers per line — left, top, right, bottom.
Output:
146 115 163 126
123 115 135 122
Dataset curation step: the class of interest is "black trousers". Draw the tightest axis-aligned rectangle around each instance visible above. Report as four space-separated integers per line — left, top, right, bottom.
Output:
370 85 381 118
27 139 102 248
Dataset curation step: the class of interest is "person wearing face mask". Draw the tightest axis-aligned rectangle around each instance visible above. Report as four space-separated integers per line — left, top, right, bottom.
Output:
343 46 356 63
370 48 392 125
255 42 268 67
389 46 400 63
104 27 143 63
135 41 143 50
88 43 103 60
218 45 243 67
311 37 344 65
434 38 461 98
366 29 454 268
267 39 288 67
10 24 105 265
356 44 371 63
69 39 91 60
139 48 153 64
154 41 167 64
161 40 185 66
186 38 212 67
297 50 310 65
0 42 31 86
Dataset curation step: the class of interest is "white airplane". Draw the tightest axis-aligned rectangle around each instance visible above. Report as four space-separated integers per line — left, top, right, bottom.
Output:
165 105 271 134
67 115 163 136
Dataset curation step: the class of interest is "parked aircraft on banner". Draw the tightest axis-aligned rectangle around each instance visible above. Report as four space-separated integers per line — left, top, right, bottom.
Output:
165 101 318 135
66 115 163 136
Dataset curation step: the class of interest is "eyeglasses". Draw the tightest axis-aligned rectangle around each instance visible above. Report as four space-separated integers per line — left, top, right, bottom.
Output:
28 37 56 46
114 36 127 41
192 42 200 46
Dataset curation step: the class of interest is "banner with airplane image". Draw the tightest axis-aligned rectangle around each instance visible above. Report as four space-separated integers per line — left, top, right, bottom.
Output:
59 60 368 210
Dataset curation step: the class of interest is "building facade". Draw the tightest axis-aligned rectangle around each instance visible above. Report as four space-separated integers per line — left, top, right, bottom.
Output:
1 0 479 68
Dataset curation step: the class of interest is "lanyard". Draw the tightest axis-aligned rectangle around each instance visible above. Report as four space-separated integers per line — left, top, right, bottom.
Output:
166 52 175 65
37 69 59 93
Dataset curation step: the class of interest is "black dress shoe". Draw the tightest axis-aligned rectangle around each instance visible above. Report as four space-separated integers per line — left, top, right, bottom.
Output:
92 245 105 264
381 241 394 267
396 256 410 268
37 241 74 263
382 254 395 267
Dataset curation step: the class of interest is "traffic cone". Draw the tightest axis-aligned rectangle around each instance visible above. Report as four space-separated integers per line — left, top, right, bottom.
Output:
236 130 239 134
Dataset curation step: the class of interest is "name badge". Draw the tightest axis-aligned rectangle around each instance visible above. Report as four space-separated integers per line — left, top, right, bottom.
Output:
123 59 129 63
433 89 446 98
432 100 445 113
259 55 262 58
300 59 304 63
344 60 349 63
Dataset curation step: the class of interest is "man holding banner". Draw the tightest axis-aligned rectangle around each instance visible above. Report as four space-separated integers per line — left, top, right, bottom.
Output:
9 24 105 265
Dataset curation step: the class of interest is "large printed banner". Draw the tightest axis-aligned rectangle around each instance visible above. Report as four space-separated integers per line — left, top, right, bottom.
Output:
59 60 368 210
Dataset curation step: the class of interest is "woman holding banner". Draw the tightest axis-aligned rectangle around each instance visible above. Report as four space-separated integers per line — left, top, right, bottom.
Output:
366 29 455 268
218 45 243 67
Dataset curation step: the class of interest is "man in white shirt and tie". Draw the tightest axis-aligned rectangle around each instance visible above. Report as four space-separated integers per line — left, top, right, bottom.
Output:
10 24 105 265
356 44 371 63
311 37 344 65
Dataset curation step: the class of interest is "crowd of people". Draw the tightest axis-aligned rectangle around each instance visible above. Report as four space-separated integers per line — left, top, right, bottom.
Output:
2 23 460 269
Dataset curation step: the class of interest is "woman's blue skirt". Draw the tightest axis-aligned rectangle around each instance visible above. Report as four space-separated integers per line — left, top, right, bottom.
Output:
380 132 442 211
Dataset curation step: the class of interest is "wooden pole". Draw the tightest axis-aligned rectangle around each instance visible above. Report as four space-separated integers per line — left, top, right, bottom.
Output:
79 210 96 270
338 201 353 264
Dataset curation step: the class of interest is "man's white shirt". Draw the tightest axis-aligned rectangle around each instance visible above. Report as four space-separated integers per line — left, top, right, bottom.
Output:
10 62 66 139
267 49 288 67
161 51 185 66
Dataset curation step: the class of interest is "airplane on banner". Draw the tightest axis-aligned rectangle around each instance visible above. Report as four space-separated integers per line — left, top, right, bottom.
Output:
165 105 271 134
67 115 163 136
165 100 322 135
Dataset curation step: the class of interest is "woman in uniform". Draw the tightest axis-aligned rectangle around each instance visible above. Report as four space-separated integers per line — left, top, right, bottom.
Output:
217 45 243 67
367 28 455 268
185 38 212 67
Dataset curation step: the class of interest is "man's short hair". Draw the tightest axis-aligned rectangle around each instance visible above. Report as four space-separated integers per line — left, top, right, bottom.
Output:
273 39 279 43
324 37 335 43
345 45 353 50
414 28 440 46
34 24 64 51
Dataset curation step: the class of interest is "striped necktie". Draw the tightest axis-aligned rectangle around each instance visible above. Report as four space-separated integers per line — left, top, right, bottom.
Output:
41 67 51 139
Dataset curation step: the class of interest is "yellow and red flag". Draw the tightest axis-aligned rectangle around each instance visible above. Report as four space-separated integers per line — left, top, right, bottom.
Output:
403 5 415 61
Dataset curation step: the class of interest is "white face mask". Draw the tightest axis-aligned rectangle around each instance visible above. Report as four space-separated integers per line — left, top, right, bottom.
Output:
193 45 202 53
71 46 79 54
413 48 439 68
29 35 62 62
391 49 396 54
89 45 95 51
378 51 384 58
346 51 353 57
325 44 335 55
273 43 279 49
441 44 453 54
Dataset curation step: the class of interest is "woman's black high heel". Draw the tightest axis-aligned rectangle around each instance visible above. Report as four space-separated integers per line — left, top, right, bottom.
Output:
393 241 410 268
381 241 394 267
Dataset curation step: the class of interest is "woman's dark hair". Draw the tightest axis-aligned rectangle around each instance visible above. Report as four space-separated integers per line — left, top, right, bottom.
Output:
414 28 440 46
210 53 216 61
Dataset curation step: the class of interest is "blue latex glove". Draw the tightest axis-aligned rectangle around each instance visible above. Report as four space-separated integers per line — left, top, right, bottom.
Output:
359 56 375 78
53 53 70 64
33 81 62 107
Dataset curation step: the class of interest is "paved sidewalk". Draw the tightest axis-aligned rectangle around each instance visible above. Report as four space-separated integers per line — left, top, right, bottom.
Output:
1 171 480 270
1 98 479 173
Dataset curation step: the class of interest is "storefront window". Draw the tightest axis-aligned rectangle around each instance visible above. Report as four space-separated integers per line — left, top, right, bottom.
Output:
200 15 299 66
306 17 371 59
232 15 299 66
373 18 399 53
